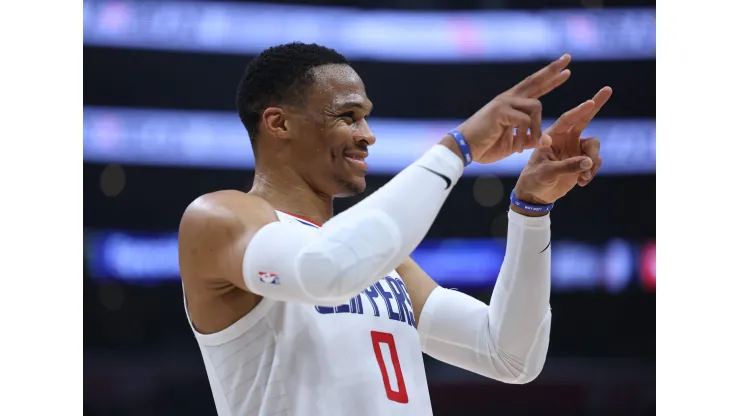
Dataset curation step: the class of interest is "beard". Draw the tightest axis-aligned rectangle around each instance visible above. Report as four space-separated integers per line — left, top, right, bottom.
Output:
334 176 365 198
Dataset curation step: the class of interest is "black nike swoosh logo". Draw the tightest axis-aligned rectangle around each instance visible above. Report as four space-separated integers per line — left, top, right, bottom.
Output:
420 166 451 189
539 241 551 253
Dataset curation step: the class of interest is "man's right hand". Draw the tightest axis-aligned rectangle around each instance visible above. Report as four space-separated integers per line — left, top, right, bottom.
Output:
455 54 573 165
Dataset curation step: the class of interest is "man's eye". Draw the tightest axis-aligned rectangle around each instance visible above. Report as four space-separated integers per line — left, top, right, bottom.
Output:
338 112 369 122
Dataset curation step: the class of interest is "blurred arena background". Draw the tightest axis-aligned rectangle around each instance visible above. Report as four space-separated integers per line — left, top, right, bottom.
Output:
83 0 655 414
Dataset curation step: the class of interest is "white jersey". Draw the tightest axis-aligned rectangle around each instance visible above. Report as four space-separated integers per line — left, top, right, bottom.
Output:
184 211 433 416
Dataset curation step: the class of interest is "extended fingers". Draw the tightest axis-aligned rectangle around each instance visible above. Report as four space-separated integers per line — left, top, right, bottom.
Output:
530 69 571 100
574 87 613 132
547 100 596 135
508 54 572 98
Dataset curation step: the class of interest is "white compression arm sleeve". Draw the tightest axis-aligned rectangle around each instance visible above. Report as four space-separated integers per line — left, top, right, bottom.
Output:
417 210 552 384
243 144 464 305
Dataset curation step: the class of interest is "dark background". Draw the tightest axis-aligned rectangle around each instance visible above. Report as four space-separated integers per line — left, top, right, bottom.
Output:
83 0 656 414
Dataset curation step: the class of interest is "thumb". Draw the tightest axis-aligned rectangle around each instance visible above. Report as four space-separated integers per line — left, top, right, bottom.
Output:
539 132 552 148
545 156 592 176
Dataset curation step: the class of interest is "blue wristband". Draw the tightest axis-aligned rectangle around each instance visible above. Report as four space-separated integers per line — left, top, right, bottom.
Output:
447 129 473 167
510 190 554 214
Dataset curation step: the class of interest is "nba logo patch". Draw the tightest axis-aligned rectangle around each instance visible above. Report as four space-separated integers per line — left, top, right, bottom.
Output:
258 271 280 285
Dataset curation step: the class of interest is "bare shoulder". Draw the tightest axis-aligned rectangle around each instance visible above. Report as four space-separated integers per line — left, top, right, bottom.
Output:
179 190 277 333
181 190 274 223
179 190 277 240
178 190 278 285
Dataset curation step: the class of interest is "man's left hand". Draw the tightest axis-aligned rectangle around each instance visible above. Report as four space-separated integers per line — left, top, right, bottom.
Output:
513 87 612 206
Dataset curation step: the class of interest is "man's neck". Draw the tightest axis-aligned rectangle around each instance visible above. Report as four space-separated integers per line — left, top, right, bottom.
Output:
249 169 333 225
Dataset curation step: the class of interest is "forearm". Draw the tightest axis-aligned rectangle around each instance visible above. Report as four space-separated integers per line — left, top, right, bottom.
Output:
418 210 551 384
488 210 552 378
243 143 464 305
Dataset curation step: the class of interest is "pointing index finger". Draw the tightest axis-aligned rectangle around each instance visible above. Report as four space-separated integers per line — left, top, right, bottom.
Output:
574 86 613 132
547 100 595 135
509 54 572 98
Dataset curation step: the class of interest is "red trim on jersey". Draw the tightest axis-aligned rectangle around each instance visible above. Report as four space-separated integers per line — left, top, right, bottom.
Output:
278 210 323 227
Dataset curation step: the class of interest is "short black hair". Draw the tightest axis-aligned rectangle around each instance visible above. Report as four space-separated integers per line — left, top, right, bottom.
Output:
236 42 350 150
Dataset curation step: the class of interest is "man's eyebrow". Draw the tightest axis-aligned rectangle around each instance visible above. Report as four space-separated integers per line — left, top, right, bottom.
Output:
335 100 373 113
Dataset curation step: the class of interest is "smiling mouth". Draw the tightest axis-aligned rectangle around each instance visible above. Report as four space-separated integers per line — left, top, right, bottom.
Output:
343 153 369 170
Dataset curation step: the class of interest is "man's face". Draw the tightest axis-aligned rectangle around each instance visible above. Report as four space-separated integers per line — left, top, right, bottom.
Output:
288 64 376 198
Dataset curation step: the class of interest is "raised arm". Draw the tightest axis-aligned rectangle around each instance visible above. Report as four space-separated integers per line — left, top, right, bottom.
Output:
178 141 465 307
400 210 552 384
403 87 612 384
178 56 574 307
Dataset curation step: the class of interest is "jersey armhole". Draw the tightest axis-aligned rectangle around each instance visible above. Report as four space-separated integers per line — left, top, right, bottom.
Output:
183 286 277 346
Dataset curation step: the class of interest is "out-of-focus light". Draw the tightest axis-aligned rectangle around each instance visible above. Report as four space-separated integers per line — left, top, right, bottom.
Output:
489 212 509 238
83 107 656 176
641 241 656 291
100 164 126 197
603 239 634 293
552 241 600 290
83 2 655 62
84 230 656 293
473 176 504 207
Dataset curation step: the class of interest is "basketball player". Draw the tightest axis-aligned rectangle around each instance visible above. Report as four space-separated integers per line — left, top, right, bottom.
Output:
178 43 611 415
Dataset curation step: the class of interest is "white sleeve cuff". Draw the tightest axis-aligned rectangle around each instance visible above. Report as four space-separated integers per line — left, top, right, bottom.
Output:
507 209 550 228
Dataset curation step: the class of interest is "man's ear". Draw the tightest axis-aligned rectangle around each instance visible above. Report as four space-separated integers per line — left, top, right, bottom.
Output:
262 107 290 140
